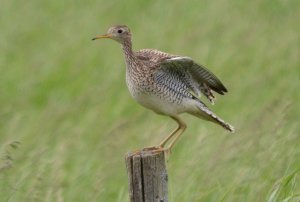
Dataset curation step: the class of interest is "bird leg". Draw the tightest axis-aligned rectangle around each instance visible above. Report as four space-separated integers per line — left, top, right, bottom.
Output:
159 116 187 153
142 116 186 154
158 124 181 148
143 117 180 151
164 116 186 153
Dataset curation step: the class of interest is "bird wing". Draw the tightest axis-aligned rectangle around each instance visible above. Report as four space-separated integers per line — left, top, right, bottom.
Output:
156 56 228 104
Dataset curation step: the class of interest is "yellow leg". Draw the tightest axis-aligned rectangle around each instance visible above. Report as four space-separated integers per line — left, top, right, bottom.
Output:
164 116 186 152
158 116 186 150
143 116 186 154
159 124 180 147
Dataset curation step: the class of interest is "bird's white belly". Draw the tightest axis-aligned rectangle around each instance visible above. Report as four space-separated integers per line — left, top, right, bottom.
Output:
126 71 188 115
133 92 185 116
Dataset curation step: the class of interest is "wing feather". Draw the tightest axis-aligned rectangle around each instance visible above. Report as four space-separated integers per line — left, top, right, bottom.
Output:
161 57 228 95
189 62 228 94
136 49 229 103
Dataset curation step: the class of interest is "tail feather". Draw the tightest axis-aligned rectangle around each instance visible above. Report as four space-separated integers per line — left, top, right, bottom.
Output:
209 113 235 132
191 101 235 133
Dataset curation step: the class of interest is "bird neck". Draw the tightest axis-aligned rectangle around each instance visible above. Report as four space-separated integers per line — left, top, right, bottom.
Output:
122 40 135 61
122 39 139 73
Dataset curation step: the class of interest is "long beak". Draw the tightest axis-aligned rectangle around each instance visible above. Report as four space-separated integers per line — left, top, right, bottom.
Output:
92 34 112 41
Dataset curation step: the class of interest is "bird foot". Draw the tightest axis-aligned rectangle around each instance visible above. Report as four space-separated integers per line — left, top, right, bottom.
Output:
143 146 172 159
129 146 162 156
130 146 172 158
142 146 163 151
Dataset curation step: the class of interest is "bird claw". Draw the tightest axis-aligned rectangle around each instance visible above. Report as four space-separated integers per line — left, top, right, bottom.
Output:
130 146 172 159
142 146 163 151
143 146 173 159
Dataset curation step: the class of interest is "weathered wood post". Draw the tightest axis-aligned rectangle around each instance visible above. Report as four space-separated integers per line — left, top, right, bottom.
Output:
125 149 168 202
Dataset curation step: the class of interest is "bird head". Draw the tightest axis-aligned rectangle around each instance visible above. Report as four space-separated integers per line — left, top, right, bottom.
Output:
92 25 131 44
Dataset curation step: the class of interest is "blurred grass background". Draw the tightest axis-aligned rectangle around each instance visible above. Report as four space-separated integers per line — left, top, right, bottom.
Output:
0 0 299 201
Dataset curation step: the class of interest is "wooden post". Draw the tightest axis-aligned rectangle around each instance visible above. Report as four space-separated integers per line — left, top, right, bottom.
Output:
125 149 168 202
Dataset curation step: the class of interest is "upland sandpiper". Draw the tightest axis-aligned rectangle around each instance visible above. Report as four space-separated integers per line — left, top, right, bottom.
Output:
93 25 234 152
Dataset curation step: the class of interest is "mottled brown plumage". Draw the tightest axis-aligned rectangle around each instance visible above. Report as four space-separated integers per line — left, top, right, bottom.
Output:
93 25 234 152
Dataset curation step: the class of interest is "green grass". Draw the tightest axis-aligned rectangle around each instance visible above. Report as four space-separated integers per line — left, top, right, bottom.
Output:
0 0 299 201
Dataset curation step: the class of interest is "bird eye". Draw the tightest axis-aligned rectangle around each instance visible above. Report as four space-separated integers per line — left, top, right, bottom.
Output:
117 29 123 33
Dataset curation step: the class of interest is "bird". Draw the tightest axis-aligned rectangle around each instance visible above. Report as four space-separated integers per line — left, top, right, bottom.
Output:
92 25 234 153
